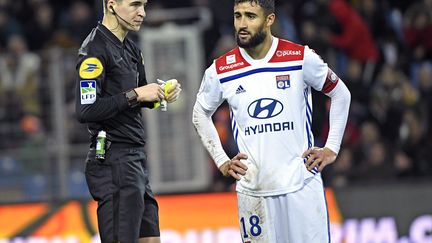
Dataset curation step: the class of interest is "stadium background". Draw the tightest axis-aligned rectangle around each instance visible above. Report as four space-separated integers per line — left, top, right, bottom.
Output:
0 0 431 242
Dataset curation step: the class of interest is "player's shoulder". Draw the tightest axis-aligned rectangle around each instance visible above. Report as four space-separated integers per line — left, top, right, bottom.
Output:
277 38 305 49
214 47 250 75
215 47 241 63
269 38 305 63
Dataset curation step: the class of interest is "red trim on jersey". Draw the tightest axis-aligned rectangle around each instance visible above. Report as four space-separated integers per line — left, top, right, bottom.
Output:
269 39 305 63
215 48 251 74
322 69 339 93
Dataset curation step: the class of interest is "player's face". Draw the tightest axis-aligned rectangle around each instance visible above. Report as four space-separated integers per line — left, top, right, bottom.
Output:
234 2 271 48
116 0 147 31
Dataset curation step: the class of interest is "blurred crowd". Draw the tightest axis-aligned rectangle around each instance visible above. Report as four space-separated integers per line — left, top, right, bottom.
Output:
0 0 431 194
0 0 96 147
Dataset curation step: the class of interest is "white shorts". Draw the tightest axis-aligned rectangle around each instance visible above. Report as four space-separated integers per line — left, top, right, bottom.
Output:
237 175 330 243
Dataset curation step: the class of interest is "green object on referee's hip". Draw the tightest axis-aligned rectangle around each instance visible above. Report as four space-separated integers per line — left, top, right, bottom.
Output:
96 130 106 160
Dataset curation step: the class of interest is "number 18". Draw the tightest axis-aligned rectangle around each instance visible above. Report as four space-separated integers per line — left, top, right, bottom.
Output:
240 215 262 239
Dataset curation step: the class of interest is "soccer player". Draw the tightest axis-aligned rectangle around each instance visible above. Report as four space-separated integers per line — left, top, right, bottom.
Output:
192 0 351 242
75 0 181 242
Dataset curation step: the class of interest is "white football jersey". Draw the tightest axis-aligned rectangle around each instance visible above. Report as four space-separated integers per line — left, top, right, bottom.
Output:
196 37 339 196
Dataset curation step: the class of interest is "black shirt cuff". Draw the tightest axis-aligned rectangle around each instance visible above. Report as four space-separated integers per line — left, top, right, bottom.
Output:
141 102 155 109
114 92 130 111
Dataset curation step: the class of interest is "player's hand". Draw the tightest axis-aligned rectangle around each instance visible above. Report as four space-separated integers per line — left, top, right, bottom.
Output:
164 79 182 103
302 147 337 172
219 153 248 180
134 83 164 102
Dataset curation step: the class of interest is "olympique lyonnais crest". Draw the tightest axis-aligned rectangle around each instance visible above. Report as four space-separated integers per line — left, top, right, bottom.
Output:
276 75 291 89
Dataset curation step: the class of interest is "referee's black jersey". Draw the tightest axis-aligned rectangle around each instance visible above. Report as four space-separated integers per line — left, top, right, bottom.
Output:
75 23 153 146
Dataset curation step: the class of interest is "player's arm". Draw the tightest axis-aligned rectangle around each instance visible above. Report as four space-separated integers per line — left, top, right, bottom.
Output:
302 80 351 171
320 70 351 155
192 66 247 180
302 46 351 171
192 102 248 179
75 54 134 123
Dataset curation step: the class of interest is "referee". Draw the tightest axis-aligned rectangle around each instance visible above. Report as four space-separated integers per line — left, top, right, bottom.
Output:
75 0 181 242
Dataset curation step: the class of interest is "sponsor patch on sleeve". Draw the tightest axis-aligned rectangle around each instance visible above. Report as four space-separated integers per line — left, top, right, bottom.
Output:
79 57 103 79
80 80 96 104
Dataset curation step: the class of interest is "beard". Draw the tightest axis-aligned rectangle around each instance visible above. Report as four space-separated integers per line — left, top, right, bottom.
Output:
236 28 267 49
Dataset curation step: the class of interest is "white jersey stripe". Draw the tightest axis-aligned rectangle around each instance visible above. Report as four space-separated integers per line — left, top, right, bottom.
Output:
230 110 240 151
219 65 302 83
234 127 239 142
231 117 236 132
304 89 313 124
305 114 313 147
323 189 332 243
303 89 313 148
305 96 313 118
231 112 237 139
303 89 319 173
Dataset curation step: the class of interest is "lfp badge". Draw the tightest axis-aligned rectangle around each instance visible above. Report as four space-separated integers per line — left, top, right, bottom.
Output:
276 75 290 89
80 80 96 104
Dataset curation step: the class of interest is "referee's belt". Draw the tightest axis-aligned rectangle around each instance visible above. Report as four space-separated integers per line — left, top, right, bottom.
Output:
89 141 139 149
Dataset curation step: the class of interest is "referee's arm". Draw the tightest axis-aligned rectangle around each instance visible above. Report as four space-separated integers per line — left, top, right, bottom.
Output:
136 53 157 109
75 55 129 123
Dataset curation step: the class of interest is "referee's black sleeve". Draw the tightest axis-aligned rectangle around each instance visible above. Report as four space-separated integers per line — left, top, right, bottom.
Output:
75 54 129 123
137 51 156 109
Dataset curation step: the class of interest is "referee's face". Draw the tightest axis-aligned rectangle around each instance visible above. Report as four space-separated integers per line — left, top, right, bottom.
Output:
115 0 147 31
234 2 272 49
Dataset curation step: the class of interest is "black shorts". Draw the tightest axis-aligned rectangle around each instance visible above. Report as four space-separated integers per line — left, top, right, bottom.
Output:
85 146 160 243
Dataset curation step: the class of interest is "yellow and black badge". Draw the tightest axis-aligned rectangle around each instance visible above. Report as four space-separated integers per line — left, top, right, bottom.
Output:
79 57 103 79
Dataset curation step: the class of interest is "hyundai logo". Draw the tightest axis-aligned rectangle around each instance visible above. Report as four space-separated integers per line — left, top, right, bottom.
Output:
247 98 284 119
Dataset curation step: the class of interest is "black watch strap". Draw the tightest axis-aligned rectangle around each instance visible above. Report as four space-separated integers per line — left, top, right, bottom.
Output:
125 89 138 107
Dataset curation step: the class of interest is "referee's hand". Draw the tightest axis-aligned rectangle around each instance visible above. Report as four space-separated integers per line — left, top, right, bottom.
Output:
219 153 248 180
134 83 164 102
165 79 182 103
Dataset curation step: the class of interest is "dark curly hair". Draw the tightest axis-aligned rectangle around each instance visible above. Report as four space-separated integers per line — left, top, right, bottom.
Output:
234 0 275 15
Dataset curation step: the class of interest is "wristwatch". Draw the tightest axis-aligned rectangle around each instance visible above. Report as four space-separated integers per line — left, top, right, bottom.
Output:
125 89 138 107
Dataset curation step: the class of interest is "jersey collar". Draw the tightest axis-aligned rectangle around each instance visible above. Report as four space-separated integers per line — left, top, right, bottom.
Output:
97 22 124 48
239 36 278 65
